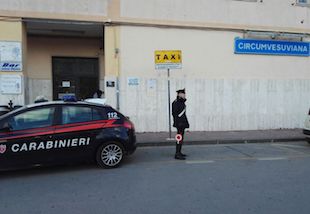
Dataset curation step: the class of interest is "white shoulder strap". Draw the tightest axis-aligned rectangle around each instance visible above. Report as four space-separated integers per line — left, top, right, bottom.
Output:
178 108 186 117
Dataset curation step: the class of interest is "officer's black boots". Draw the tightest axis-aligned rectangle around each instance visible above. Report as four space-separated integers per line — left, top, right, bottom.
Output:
179 144 187 157
175 153 186 160
180 153 187 157
175 144 180 155
175 144 186 160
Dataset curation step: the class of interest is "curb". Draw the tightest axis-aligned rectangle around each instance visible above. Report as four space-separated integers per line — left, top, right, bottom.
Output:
136 137 306 147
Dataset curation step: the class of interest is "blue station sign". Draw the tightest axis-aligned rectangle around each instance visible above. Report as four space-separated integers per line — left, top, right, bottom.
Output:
234 38 310 57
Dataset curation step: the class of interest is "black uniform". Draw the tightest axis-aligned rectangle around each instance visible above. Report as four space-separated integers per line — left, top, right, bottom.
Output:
172 96 189 158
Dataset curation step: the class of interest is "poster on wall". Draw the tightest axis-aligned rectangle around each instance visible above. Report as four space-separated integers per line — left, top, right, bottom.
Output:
0 74 22 94
0 41 22 71
127 77 140 86
147 79 157 89
62 81 71 88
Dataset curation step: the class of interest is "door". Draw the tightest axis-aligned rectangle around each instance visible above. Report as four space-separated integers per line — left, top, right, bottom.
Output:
0 107 56 169
51 105 106 164
52 57 99 100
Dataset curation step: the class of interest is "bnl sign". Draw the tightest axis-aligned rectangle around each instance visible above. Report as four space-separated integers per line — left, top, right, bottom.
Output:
234 38 310 57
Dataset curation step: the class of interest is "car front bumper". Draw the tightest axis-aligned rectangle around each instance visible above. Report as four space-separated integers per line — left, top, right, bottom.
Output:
303 129 310 142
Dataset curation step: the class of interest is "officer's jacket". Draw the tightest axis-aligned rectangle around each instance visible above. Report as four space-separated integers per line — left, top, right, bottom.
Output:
172 97 190 129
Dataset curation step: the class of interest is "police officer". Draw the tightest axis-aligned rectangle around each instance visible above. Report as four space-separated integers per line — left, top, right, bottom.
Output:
93 89 104 98
172 88 189 160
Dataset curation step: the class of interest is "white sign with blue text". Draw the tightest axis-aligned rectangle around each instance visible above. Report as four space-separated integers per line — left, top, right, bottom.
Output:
234 38 310 57
127 77 140 86
0 41 22 71
0 74 22 94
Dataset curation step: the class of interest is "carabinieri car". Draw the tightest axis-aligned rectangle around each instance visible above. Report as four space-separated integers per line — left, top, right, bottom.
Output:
0 100 136 170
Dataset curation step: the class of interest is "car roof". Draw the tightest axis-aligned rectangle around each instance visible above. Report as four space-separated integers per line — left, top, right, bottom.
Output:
0 101 111 119
26 100 109 108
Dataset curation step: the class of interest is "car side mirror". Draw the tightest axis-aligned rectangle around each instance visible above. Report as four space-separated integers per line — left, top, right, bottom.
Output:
0 123 11 133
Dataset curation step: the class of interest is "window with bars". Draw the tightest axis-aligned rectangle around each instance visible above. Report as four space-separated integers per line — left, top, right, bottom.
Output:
296 0 309 5
232 0 258 2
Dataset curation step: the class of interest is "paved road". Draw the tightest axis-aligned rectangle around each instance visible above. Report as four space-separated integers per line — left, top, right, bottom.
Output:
1 141 310 214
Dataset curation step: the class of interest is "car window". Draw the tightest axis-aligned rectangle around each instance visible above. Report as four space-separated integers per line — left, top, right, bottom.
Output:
62 106 106 125
8 107 55 131
93 108 106 121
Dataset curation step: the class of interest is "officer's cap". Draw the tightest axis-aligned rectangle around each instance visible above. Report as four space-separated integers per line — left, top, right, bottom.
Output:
176 88 186 94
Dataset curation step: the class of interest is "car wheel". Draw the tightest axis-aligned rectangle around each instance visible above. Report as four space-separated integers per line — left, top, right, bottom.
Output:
96 142 124 168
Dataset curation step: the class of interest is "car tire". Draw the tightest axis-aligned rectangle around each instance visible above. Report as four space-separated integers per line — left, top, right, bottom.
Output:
96 141 124 168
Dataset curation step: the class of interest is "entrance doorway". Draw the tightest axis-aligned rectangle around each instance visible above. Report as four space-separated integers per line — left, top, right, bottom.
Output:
52 57 99 100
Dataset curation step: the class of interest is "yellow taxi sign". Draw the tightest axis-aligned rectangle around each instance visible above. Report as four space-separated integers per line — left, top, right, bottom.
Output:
155 50 182 64
155 50 182 70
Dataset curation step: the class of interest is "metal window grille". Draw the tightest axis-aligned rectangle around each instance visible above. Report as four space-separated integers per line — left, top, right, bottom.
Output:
233 0 258 2
297 0 308 3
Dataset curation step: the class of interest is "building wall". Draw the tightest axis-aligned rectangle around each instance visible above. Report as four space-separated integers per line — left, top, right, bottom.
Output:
120 0 310 32
0 0 108 21
26 36 104 103
0 20 25 107
117 26 310 132
1 0 309 132
0 1 309 33
104 26 121 108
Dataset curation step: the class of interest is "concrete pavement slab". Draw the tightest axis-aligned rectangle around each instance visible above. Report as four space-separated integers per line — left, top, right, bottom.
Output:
136 129 306 147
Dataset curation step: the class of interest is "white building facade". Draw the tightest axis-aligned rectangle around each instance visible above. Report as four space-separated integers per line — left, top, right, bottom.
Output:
0 0 309 132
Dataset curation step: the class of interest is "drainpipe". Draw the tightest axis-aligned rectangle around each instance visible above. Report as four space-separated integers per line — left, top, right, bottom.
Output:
114 28 120 111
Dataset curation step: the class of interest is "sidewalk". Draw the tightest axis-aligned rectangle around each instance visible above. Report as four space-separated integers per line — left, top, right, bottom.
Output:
136 129 306 147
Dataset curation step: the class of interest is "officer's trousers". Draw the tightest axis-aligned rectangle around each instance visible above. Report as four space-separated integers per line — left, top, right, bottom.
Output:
176 127 185 154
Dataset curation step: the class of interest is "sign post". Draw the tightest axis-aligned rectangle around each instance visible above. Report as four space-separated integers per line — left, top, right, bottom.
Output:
155 50 182 139
167 68 171 138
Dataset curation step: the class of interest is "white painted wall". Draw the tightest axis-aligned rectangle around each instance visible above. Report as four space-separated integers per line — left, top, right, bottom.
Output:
118 26 310 132
26 79 52 103
0 0 108 16
121 0 310 30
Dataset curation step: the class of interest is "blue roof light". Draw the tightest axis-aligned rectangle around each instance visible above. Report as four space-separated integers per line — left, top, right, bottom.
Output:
63 95 77 102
